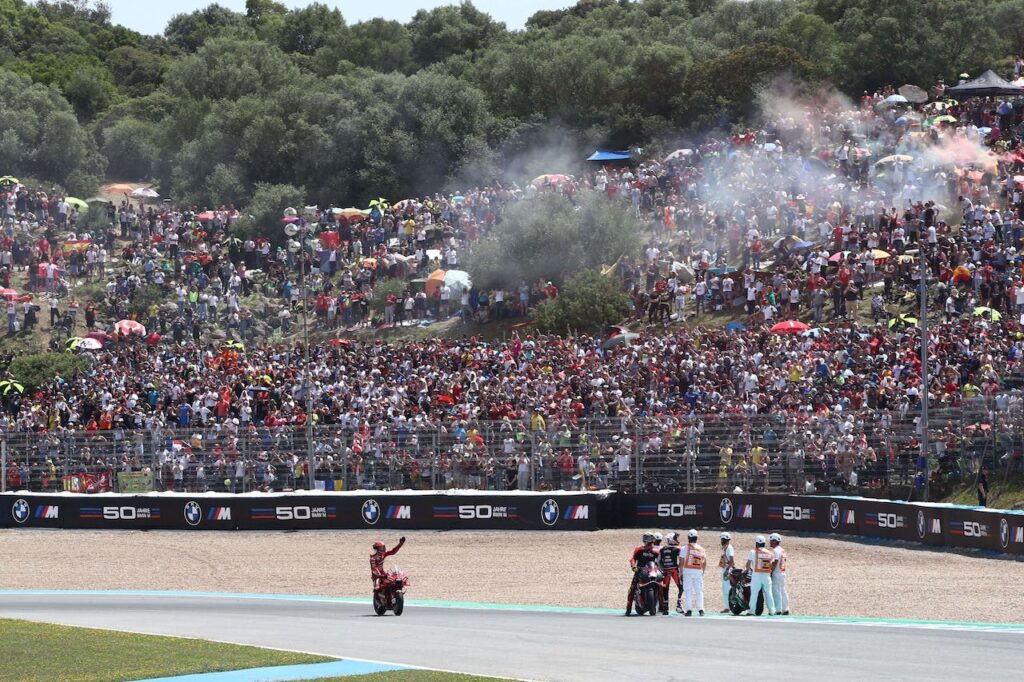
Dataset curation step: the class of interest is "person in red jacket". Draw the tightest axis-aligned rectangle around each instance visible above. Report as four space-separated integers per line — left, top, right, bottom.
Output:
625 532 660 616
370 536 406 590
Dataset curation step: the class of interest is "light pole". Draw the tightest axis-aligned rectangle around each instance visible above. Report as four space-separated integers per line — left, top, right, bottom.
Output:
920 242 930 501
285 218 316 491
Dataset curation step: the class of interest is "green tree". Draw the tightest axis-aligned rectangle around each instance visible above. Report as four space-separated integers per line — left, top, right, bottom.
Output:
465 193 638 290
277 2 345 55
164 4 248 52
314 18 413 75
233 182 306 247
9 353 88 393
105 45 168 97
101 117 159 179
533 269 629 334
408 2 507 67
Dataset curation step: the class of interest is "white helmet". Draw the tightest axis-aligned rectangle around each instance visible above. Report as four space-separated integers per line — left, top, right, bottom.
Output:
666 532 680 546
720 532 731 541
653 532 663 544
687 529 698 540
755 535 766 546
769 532 782 543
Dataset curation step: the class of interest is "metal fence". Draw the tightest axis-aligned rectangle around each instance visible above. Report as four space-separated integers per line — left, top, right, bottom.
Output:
2 399 1022 497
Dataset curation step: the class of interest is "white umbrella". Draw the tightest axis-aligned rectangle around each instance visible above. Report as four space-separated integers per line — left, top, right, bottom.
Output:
664 149 694 162
444 269 472 292
130 187 159 199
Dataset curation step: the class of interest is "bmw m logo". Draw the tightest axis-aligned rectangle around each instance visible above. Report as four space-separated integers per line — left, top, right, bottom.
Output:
719 497 733 524
829 502 840 529
1000 518 1010 549
541 499 559 526
917 510 926 540
184 501 202 527
362 499 380 525
12 498 29 524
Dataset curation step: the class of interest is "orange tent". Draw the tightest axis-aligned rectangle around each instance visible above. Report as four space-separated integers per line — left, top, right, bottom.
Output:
425 269 446 296
105 183 135 194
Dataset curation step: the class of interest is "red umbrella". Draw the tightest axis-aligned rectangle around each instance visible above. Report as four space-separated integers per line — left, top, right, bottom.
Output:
0 288 18 300
196 211 216 222
828 251 850 262
86 330 112 342
327 338 352 347
770 320 810 334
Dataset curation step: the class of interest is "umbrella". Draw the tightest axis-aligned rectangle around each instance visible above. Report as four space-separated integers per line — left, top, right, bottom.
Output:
105 183 135 194
770 320 810 334
281 216 301 224
880 94 909 107
444 269 472 293
86 330 112 342
973 306 1002 321
725 321 747 333
0 175 19 185
425 269 447 297
70 337 103 351
875 154 914 166
336 207 369 220
368 197 390 211
532 174 570 187
222 340 245 351
870 249 891 260
115 319 146 337
664 149 694 162
131 187 159 199
898 84 929 104
602 325 639 349
932 115 957 124
327 338 352 347
0 380 24 395
85 197 107 203
65 197 88 211
829 251 850 263
888 314 919 329
195 211 216 222
801 328 826 338
0 288 18 300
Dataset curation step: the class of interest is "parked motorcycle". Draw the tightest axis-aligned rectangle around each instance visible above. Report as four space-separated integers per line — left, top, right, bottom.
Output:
727 567 764 616
632 561 664 616
373 567 409 616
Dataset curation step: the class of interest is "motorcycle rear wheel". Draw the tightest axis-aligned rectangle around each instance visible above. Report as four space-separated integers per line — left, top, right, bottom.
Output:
393 592 405 616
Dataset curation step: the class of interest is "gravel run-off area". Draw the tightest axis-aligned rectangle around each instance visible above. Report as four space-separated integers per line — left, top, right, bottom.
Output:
2 529 1021 623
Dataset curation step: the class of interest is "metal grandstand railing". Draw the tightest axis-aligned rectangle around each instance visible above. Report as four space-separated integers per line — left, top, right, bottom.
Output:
2 399 1022 496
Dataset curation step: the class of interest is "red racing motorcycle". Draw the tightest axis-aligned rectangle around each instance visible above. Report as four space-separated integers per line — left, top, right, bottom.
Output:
373 567 409 616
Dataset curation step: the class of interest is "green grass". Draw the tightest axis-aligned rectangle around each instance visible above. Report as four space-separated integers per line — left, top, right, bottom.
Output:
307 674 517 682
0 618 329 682
941 473 1024 510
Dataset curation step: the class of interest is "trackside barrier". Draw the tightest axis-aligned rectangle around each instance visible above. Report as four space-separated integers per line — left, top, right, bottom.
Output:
0 491 610 531
621 493 1024 556
2 491 1022 556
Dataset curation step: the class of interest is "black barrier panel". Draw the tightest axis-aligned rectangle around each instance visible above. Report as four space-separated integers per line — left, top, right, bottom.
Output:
0 493 607 531
624 493 834 534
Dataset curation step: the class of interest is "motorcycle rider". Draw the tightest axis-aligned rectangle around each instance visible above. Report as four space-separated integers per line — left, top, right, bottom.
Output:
371 536 406 591
744 535 777 616
718 532 735 613
625 532 660 616
658 531 683 615
681 529 706 616
769 532 790 615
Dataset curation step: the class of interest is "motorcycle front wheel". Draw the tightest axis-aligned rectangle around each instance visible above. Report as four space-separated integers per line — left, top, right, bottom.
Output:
373 592 387 616
643 585 659 616
728 588 746 615
393 592 405 616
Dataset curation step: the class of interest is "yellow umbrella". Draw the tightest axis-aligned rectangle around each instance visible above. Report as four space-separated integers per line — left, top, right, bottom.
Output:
65 197 88 211
870 249 891 260
973 307 1002 321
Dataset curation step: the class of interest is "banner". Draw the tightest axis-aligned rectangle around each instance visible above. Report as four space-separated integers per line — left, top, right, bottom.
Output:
62 473 112 493
117 472 154 493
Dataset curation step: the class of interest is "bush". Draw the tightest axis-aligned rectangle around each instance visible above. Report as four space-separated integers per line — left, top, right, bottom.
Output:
128 284 165 317
232 183 307 248
370 278 409 313
533 269 629 335
9 354 88 393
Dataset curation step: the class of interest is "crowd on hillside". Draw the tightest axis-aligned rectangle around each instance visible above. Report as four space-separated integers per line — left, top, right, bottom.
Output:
5 71 1024 496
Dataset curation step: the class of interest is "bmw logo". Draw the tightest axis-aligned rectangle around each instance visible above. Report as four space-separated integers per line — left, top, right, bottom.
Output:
12 498 29 524
719 497 733 524
184 501 202 527
1000 518 1010 549
829 502 840 529
361 499 380 525
541 499 559 527
917 510 926 539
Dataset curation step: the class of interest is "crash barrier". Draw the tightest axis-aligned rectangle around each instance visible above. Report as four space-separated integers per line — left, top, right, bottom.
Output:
0 491 611 531
620 493 1024 556
3 490 1022 556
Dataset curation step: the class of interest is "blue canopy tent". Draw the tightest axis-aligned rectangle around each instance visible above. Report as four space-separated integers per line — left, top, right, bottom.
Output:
587 150 632 162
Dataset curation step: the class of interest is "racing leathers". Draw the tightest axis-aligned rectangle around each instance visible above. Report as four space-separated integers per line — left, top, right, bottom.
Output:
626 543 660 614
658 543 682 614
371 537 405 590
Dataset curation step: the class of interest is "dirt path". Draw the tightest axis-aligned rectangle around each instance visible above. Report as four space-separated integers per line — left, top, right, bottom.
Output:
2 529 1021 623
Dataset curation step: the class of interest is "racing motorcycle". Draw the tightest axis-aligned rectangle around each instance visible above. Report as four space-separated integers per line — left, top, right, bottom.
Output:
632 562 664 616
727 568 764 616
373 567 409 616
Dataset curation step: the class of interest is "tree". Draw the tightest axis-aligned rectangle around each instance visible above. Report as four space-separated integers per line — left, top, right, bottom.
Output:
0 68 105 193
408 2 507 67
533 269 630 334
465 193 639 290
233 182 306 247
164 4 248 52
278 3 345 56
101 117 159 179
314 18 413 75
60 63 118 120
105 45 168 97
9 353 87 393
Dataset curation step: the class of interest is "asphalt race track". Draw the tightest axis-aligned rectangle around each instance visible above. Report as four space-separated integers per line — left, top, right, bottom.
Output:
0 592 1020 681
